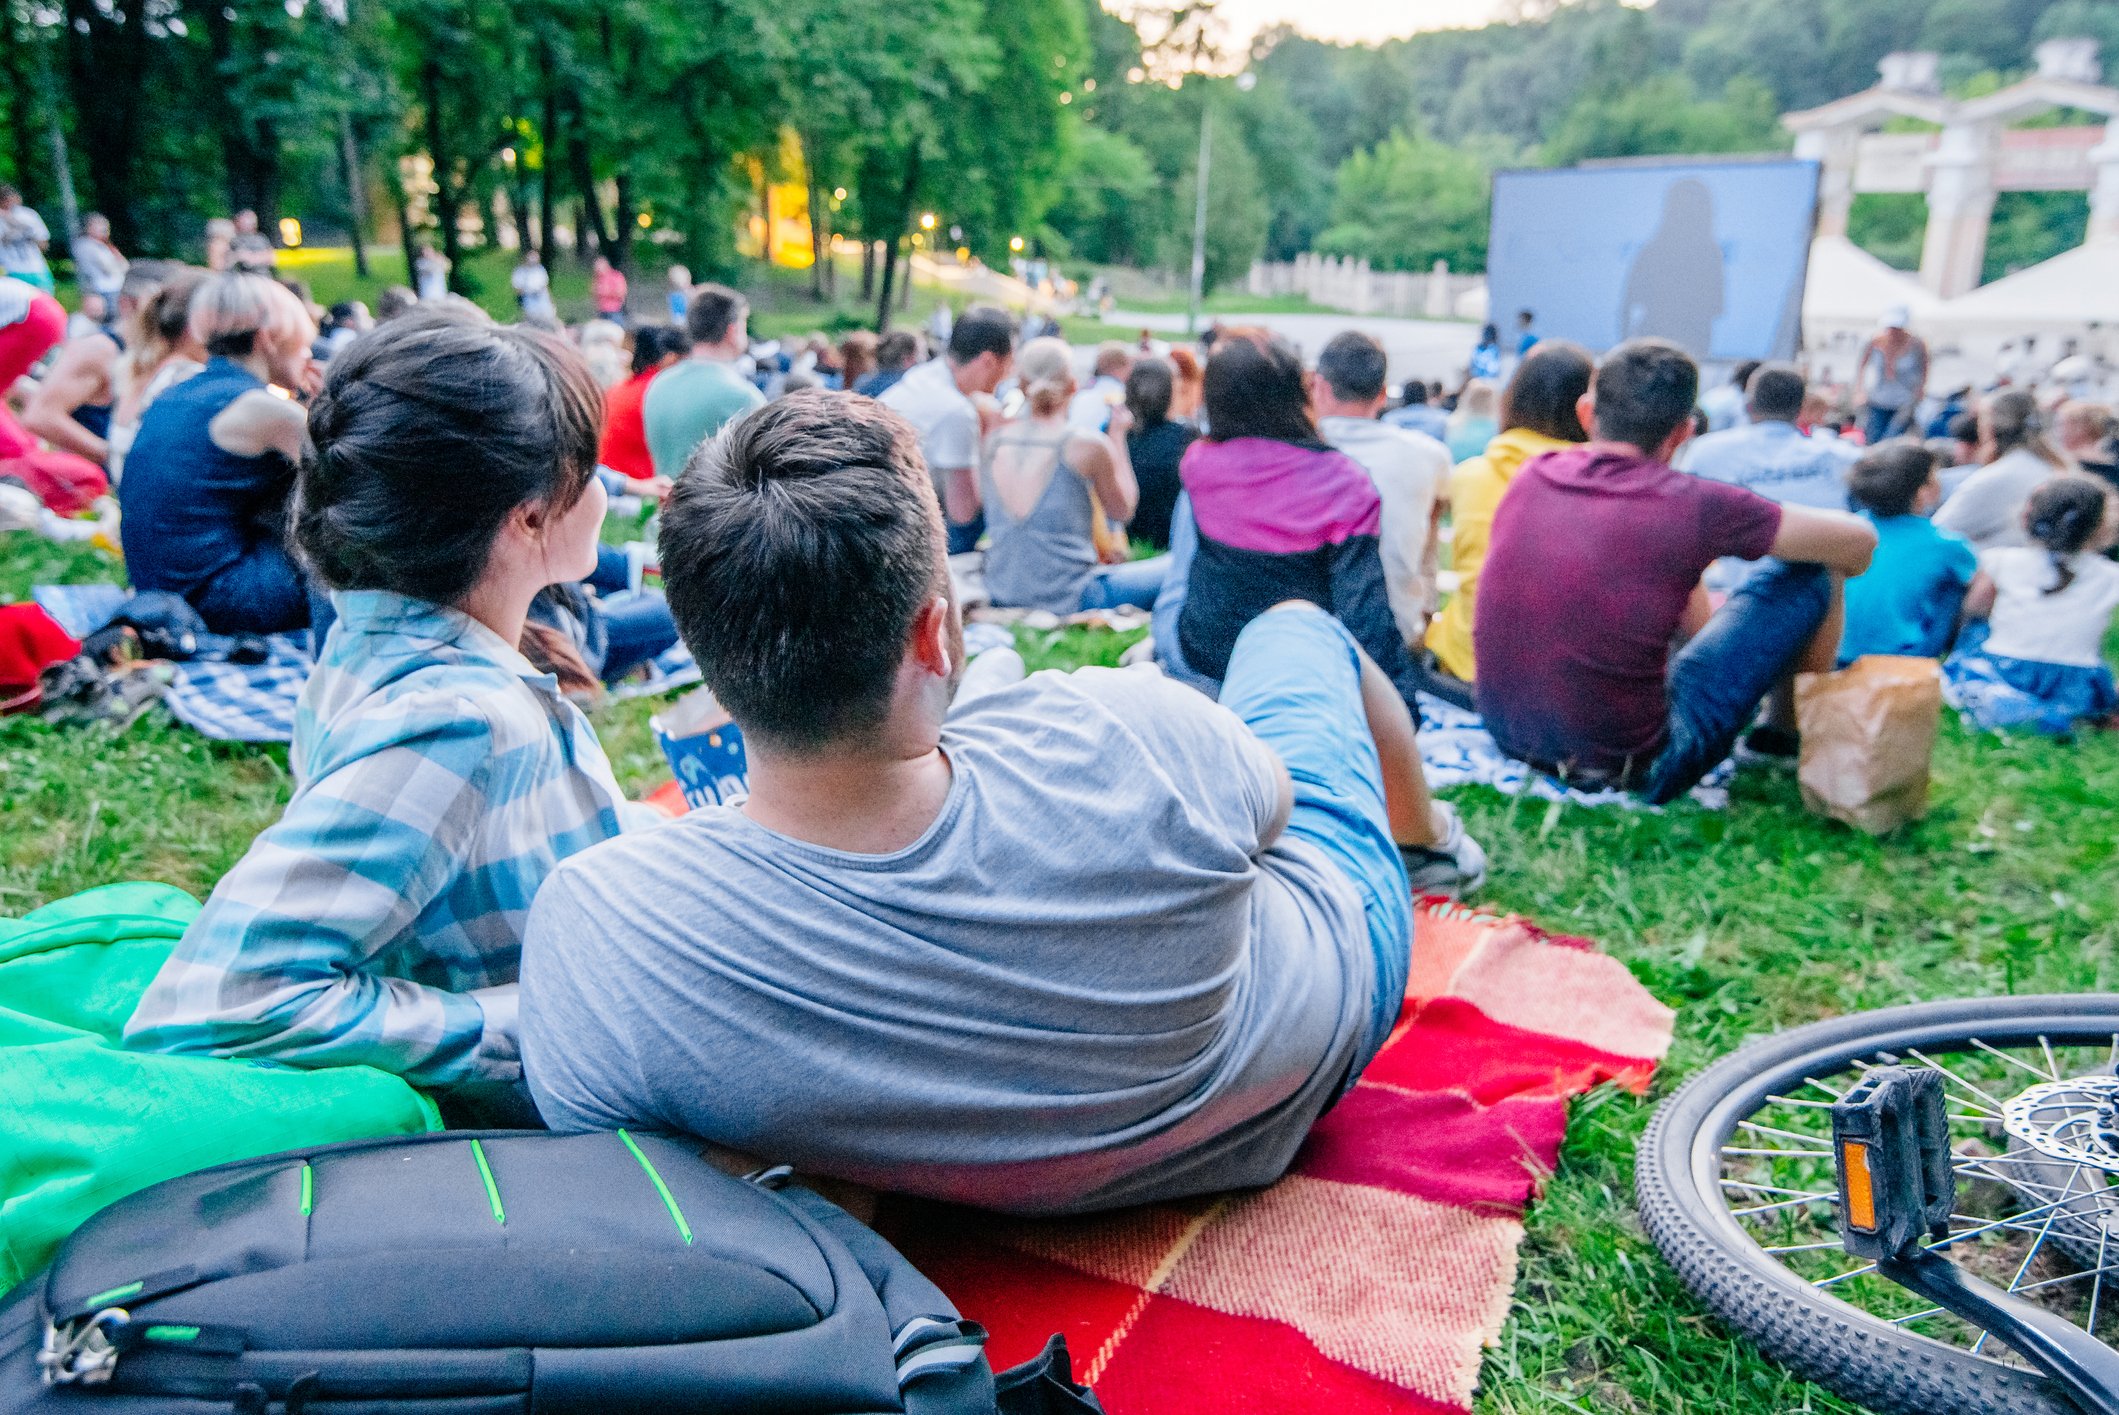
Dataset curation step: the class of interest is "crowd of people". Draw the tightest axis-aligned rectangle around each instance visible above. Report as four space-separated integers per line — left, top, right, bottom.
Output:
2 231 2116 1213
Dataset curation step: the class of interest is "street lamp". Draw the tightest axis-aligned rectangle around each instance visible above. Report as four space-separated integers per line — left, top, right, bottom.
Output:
1187 68 1256 337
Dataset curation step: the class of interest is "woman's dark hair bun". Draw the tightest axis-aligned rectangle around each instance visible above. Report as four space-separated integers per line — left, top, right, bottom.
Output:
293 308 604 604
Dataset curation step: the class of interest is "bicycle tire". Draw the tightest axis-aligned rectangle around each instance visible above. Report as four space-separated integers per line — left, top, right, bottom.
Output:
1637 994 2119 1415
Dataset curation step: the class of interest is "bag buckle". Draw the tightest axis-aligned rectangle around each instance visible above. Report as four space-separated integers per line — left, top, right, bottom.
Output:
37 1307 130 1386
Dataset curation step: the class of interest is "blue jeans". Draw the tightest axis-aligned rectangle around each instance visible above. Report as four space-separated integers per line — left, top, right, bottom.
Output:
1864 404 1912 446
1078 554 1170 612
1217 606 1411 1061
598 590 679 683
946 511 986 557
189 543 310 636
1638 559 1832 803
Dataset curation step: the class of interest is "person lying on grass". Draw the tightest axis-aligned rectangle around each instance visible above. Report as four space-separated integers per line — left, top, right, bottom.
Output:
1473 338 1878 804
124 310 632 1122
518 391 1484 1215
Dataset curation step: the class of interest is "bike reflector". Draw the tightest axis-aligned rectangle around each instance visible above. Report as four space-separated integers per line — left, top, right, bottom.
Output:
1830 1066 1954 1262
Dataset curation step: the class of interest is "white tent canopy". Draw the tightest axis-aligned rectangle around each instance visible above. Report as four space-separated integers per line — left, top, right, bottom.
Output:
1935 238 2119 331
1802 235 1947 330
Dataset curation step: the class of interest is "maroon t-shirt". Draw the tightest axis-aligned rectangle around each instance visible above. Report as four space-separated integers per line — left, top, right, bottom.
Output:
1473 445 1783 779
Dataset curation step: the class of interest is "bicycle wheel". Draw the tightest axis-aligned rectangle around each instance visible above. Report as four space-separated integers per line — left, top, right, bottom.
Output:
1637 994 2119 1415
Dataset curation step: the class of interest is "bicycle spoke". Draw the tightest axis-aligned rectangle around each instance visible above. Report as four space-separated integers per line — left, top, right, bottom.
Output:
1903 1049 2010 1112
1968 1037 2058 1083
1762 1095 1838 1110
1762 1240 1851 1255
1888 1306 1945 1326
1723 1147 1834 1159
1733 1191 1839 1217
2040 1036 2061 1081
1723 1178 1839 1199
2091 1226 2111 1335
1973 1163 2085 1355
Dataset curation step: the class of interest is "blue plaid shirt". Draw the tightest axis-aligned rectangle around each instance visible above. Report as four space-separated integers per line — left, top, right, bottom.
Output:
125 591 632 1087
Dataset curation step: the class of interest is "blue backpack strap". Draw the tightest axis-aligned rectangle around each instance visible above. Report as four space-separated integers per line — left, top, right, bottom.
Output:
774 1187 998 1414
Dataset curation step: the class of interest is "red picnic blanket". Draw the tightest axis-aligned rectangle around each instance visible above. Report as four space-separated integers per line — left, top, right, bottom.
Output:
885 900 1674 1413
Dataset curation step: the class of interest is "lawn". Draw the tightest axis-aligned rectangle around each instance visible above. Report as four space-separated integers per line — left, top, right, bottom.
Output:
3 527 2116 1414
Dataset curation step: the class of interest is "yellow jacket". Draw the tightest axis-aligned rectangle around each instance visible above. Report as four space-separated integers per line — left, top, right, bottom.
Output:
1425 427 1575 680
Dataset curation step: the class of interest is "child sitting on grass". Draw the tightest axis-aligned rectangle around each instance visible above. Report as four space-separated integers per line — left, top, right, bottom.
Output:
1839 440 1977 664
1947 476 2119 735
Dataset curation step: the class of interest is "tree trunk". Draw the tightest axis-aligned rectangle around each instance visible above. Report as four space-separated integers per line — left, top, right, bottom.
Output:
861 239 875 301
395 187 418 289
611 171 635 272
875 143 921 332
805 165 828 302
537 44 559 260
422 59 464 289
65 0 149 249
569 118 612 258
340 114 369 278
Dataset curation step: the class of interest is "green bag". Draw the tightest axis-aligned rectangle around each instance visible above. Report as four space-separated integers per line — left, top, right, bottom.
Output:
0 882 440 1289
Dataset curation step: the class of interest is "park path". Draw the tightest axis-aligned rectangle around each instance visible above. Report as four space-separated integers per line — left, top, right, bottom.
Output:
1107 309 1481 385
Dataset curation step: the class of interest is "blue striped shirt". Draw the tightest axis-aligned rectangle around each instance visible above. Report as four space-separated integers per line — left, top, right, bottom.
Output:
124 591 632 1086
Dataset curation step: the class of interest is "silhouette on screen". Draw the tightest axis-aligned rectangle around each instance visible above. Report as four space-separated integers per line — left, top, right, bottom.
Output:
1617 178 1727 357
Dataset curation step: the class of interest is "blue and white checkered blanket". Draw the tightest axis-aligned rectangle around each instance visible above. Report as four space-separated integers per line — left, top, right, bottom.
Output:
33 584 312 743
1412 693 1732 811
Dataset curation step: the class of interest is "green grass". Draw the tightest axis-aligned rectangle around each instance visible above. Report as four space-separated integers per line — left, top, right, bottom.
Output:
4 521 2117 1413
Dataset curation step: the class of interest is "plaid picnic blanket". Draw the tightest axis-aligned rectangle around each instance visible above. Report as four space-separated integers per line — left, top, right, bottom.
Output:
883 900 1674 1414
31 584 310 743
1413 693 1733 810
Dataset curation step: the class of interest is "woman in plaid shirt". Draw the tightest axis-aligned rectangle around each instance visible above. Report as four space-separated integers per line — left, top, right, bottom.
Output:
125 309 633 1117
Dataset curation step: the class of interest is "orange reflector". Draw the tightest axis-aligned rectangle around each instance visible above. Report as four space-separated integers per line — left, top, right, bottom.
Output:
1842 1140 1877 1232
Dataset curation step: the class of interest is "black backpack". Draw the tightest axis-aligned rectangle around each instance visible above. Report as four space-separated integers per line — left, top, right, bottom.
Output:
1 1130 1098 1415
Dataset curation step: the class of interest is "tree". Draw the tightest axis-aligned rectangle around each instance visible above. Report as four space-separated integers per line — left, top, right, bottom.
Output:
1541 75 1785 166
1168 92 1267 295
1316 130 1491 272
1045 124 1157 265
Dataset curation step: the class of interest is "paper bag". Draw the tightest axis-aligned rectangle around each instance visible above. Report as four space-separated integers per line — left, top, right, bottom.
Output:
1795 655 1943 835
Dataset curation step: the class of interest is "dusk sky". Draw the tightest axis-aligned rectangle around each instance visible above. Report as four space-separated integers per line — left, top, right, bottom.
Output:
1192 0 1513 48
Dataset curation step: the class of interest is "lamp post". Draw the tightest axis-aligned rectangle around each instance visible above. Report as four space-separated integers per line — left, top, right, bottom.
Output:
1185 68 1255 337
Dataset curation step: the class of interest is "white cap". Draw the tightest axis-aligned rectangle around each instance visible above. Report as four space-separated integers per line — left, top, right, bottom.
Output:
1882 305 1911 330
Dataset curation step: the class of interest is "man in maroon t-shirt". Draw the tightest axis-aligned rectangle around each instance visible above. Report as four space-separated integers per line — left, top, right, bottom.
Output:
1474 339 1876 803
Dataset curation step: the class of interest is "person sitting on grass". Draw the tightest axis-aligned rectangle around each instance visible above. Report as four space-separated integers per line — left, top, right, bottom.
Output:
1422 341 1593 691
1948 476 2119 736
1474 339 1877 803
1838 441 1976 664
978 336 1166 614
518 391 1485 1213
125 310 634 1121
119 271 318 634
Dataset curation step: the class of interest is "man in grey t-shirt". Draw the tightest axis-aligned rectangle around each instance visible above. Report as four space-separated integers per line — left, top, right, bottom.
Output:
519 392 1485 1215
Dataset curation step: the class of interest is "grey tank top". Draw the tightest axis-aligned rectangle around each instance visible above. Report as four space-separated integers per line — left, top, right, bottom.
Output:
980 427 1100 614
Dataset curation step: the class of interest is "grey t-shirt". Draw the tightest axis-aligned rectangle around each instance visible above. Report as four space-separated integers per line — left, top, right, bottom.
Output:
519 665 1374 1214
1933 448 2057 552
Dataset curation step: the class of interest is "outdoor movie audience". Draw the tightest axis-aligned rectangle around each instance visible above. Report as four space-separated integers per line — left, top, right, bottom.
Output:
1933 389 2071 552
878 305 1016 555
1312 330 1450 669
1422 340 1593 686
978 337 1166 614
1838 440 1976 664
119 270 317 634
641 283 764 479
1681 363 1860 590
1122 354 1195 550
1474 338 1878 803
124 309 633 1122
517 390 1480 1213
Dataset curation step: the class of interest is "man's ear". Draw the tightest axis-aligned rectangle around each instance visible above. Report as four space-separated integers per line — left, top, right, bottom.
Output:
1576 391 1598 440
908 595 953 679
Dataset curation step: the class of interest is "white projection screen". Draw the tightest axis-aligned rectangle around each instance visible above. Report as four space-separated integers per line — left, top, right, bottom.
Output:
1487 158 1821 361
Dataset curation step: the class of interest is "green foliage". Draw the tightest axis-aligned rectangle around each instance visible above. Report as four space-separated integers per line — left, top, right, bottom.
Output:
1986 189 2093 282
1046 125 1158 267
1168 103 1270 295
1316 130 1492 273
1847 192 1927 271
1542 75 1787 167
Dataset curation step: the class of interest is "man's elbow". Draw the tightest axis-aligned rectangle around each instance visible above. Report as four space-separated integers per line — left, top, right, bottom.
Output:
1838 522 1880 576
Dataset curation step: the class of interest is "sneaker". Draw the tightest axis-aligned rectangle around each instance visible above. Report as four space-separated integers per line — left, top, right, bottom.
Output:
1735 724 1801 768
1399 801 1487 898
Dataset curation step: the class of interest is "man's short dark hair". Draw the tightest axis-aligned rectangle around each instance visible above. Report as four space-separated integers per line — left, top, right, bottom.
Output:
1317 331 1387 403
1516 309 1534 326
685 283 748 346
1400 380 1429 406
1848 439 1940 518
658 392 943 750
877 330 921 371
947 305 1015 365
1592 339 1699 453
1745 363 1806 423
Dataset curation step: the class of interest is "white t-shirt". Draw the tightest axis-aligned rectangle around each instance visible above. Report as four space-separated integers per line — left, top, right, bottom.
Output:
1319 415 1450 648
1067 375 1125 433
510 262 553 316
1934 449 2059 552
1982 547 2119 668
879 357 978 484
0 204 50 277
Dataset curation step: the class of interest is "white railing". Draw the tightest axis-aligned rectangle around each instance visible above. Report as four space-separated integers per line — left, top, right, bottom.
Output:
1248 253 1485 319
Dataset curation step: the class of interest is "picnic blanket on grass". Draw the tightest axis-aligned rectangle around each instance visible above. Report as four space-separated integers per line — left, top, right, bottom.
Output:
33 583 310 742
0 883 440 1288
882 899 1674 1414
1412 693 1733 811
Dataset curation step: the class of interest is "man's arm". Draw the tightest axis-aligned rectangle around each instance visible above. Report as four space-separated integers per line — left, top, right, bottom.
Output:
19 336 115 464
1768 503 1877 577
